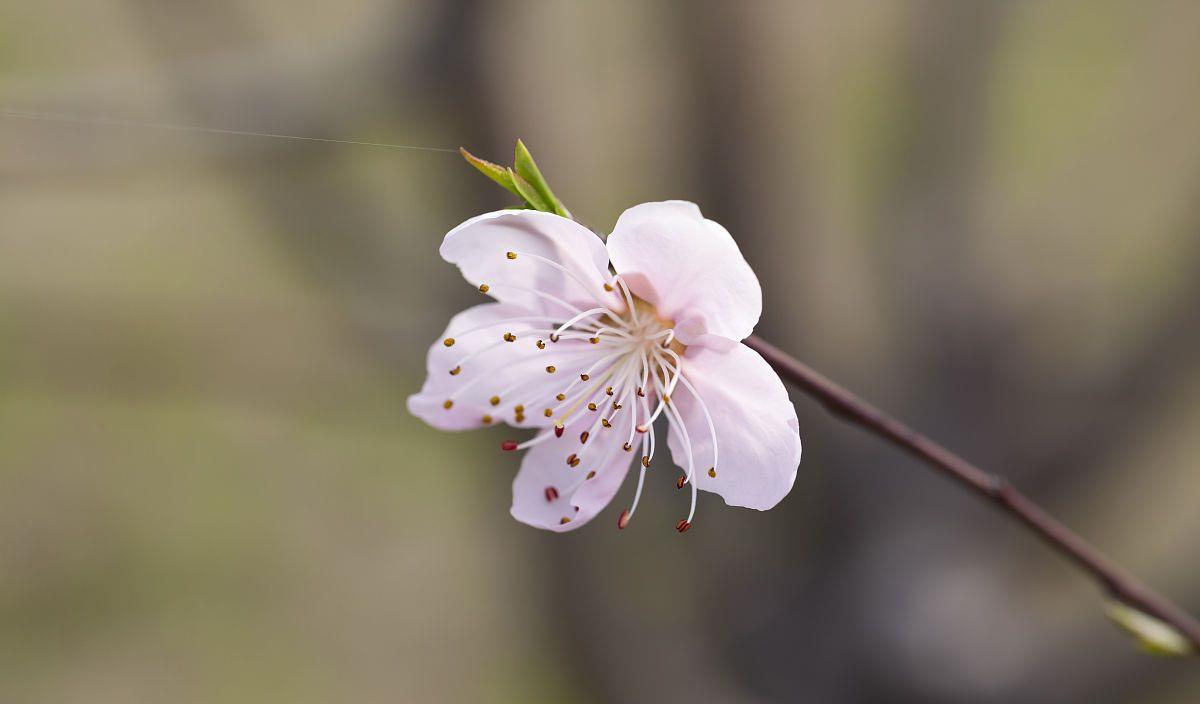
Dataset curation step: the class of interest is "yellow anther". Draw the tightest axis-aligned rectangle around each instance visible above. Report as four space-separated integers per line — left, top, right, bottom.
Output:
478 283 490 293
580 373 590 381
482 415 493 424
536 340 546 349
514 404 525 414
622 442 633 452
503 332 516 342
605 387 613 396
568 456 581 468
505 251 517 260
601 419 611 428
543 408 553 418
556 393 566 401
641 456 651 468
443 399 453 410
708 467 717 478
587 402 597 411
449 366 461 376
559 516 571 525
579 431 589 444
566 453 578 466
586 470 596 479
603 283 614 292
443 337 455 347
612 401 622 410
589 337 600 344
489 396 501 406
546 365 556 373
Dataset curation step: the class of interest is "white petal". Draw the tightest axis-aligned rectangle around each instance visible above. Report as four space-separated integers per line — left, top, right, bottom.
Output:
440 210 622 317
407 302 602 431
606 201 762 347
665 342 801 510
511 402 636 532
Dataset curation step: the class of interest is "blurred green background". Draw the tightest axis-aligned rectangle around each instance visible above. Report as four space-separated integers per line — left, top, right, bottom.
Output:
3 1 1200 701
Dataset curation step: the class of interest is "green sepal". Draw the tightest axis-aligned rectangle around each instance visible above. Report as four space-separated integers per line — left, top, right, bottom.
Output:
507 167 551 212
513 139 571 217
460 147 522 200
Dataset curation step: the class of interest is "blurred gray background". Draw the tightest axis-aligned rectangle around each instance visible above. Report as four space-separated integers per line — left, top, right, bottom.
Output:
2 0 1199 701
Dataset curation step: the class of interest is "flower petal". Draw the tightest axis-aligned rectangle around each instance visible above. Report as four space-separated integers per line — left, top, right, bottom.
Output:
407 302 600 431
511 401 636 532
606 201 762 347
665 342 801 510
440 209 621 317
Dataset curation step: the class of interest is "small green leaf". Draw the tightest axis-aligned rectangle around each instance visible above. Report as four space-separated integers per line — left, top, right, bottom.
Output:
460 147 522 199
1105 601 1194 657
513 139 571 218
507 167 551 212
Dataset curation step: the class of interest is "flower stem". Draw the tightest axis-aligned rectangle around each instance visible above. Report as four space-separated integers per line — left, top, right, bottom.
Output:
744 334 1200 654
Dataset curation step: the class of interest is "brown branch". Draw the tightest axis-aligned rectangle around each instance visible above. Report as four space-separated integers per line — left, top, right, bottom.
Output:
744 334 1200 654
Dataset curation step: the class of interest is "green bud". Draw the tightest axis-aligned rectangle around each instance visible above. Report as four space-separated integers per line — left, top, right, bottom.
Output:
1105 601 1193 657
459 141 572 217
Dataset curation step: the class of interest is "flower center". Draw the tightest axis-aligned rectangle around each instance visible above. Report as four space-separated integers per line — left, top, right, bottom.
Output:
443 250 718 531
594 296 685 369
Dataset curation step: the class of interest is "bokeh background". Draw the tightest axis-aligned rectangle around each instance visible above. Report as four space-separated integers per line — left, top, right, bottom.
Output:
3 1 1200 701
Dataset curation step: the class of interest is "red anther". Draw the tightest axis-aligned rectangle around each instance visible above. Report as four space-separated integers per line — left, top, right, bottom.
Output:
676 519 691 533
676 476 686 489
544 486 559 502
501 440 519 452
554 424 564 438
617 511 630 530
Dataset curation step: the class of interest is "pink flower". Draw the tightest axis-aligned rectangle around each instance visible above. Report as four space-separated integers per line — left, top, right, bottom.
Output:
408 201 802 531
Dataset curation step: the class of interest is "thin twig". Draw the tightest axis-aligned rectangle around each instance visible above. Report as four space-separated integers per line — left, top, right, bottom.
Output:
744 334 1200 653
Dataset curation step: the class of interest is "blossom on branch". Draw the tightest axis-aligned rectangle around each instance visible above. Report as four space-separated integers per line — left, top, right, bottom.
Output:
409 201 802 532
